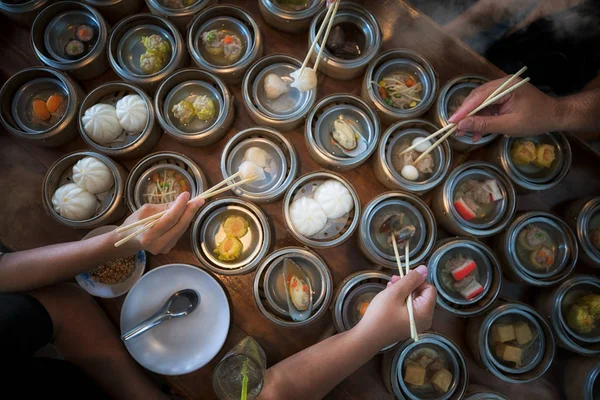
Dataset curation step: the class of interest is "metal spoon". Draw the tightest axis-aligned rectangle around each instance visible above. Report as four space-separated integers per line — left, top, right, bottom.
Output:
121 289 200 342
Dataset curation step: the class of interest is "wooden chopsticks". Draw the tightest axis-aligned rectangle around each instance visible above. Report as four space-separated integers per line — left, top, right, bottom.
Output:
391 232 419 342
113 172 256 248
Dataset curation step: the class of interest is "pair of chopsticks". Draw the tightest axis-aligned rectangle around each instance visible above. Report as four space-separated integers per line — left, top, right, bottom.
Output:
113 172 256 248
296 0 341 79
391 233 419 342
402 66 530 165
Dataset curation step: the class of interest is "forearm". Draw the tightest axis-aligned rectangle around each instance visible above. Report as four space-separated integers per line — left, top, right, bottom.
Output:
0 231 138 292
556 87 600 133
259 326 383 400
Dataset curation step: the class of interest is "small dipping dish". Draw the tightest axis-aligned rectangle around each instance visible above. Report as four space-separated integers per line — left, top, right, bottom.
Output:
155 68 234 146
188 5 263 84
375 119 452 195
305 93 380 171
466 301 555 384
434 75 497 152
0 67 84 147
125 151 207 212
81 0 145 25
145 0 214 32
108 14 187 94
42 151 128 229
565 197 600 268
253 247 333 328
0 0 49 28
283 171 361 248
78 82 162 160
221 127 298 204
427 238 502 317
494 211 577 287
31 1 109 80
308 2 381 80
431 161 516 238
243 54 317 132
191 197 271 275
259 0 325 33
332 270 396 351
363 49 438 125
359 191 437 270
535 275 600 356
382 332 468 400
486 132 571 192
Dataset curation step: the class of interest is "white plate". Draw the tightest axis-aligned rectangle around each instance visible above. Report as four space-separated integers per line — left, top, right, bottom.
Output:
120 263 231 375
75 225 146 298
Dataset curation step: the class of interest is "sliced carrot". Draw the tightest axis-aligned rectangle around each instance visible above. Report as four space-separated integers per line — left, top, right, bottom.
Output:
32 99 50 121
46 94 63 113
378 85 387 99
223 35 233 45
302 284 307 292
405 78 416 87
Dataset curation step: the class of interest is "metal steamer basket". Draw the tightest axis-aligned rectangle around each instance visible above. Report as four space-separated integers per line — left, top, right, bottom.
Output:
125 151 207 212
359 191 437 270
563 356 600 400
0 67 84 147
362 49 438 126
221 127 298 204
259 0 326 33
155 68 234 146
191 197 271 275
78 81 162 159
374 119 451 195
564 197 600 268
81 0 145 25
0 0 49 28
308 2 382 80
31 1 110 80
43 151 128 229
145 0 215 32
243 54 317 132
253 247 333 328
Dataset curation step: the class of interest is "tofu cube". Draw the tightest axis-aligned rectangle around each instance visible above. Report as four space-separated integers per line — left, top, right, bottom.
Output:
403 364 426 387
514 322 534 345
431 368 453 393
491 324 516 343
495 343 522 363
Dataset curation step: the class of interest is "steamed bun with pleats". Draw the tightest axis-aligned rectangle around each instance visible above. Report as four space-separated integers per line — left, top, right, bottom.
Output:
289 197 327 238
116 94 147 133
82 104 122 145
313 179 353 219
52 183 97 221
72 156 114 194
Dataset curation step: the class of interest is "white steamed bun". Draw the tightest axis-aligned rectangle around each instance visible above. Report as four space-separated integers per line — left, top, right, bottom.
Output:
82 103 122 145
116 94 148 133
72 156 114 194
52 183 97 221
289 196 327 237
313 179 354 219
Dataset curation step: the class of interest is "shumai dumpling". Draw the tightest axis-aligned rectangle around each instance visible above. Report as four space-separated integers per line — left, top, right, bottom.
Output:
116 94 148 133
72 156 114 194
313 179 354 219
290 197 327 238
82 104 122 145
52 183 97 221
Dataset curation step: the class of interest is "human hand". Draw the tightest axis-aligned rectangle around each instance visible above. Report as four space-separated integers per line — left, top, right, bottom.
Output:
354 265 436 349
117 192 205 255
448 76 562 140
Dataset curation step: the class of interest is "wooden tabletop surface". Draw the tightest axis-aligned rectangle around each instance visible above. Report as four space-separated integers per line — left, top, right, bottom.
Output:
1 1 600 399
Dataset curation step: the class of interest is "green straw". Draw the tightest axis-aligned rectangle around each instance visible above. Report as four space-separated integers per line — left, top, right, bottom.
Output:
240 360 249 400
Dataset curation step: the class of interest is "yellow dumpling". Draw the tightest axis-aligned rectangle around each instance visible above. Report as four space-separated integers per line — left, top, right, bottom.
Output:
511 140 537 165
213 236 243 261
533 144 556 168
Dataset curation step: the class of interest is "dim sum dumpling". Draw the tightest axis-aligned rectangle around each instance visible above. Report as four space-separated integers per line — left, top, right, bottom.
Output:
264 73 289 100
290 197 327 237
52 183 97 221
238 160 266 182
290 68 317 92
244 147 271 169
313 179 353 219
72 156 114 194
82 104 122 145
116 94 148 133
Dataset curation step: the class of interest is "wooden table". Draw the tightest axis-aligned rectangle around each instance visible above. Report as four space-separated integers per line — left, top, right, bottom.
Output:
2 1 599 399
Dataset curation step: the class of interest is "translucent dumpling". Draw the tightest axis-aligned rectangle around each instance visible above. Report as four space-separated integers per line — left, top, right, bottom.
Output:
238 160 266 182
290 67 317 92
264 73 289 100
82 104 122 145
52 183 97 221
72 157 114 194
290 197 327 237
116 94 148 133
244 147 271 169
313 179 354 219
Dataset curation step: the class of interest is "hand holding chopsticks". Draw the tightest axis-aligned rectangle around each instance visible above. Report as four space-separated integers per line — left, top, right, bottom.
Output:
391 233 419 342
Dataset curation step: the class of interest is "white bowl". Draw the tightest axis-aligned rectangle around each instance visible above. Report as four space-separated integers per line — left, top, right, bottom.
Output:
75 225 146 298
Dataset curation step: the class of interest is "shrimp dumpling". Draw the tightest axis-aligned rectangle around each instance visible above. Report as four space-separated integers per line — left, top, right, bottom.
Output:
238 160 266 182
290 67 317 92
244 147 272 168
313 179 354 219
52 183 97 221
72 156 114 194
116 94 148 133
290 197 327 237
264 73 289 100
82 103 122 145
